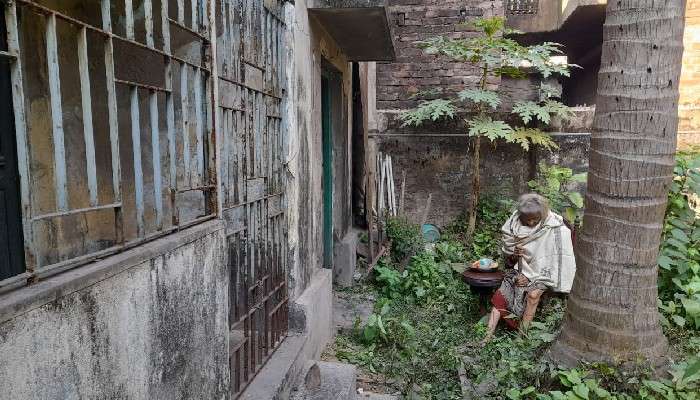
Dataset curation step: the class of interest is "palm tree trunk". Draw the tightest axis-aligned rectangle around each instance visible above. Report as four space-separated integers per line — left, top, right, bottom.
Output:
551 0 687 365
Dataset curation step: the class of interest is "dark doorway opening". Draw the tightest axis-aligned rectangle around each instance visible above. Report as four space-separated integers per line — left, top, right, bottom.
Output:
0 14 26 281
351 62 366 228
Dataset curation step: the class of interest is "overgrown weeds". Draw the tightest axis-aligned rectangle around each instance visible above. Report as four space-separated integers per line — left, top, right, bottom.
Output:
444 195 513 261
328 205 700 399
386 217 426 265
658 151 700 330
335 218 479 398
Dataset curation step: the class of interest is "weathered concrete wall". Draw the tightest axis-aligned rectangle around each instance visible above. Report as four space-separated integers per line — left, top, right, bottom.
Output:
289 269 333 360
373 113 590 225
507 0 563 33
287 0 354 298
0 222 229 400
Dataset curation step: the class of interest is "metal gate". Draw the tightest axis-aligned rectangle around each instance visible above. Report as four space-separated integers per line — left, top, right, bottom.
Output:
215 0 289 396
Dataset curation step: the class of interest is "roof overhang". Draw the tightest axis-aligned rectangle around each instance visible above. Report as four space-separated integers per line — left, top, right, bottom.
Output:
308 0 396 62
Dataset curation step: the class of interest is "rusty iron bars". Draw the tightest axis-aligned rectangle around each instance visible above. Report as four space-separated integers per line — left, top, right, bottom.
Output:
0 0 216 291
216 0 289 397
506 0 539 15
227 207 288 396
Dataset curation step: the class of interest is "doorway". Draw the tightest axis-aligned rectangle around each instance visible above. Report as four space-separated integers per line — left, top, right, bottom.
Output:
0 13 26 281
322 72 333 268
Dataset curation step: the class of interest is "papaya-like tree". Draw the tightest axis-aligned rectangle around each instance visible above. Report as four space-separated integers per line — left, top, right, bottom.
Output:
551 0 687 365
401 17 574 238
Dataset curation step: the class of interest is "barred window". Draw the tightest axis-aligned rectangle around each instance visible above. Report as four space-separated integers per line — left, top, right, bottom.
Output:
2 0 215 288
506 0 539 15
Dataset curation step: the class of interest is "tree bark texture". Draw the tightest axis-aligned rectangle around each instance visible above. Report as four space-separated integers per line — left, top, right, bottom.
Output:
467 135 481 239
551 0 687 365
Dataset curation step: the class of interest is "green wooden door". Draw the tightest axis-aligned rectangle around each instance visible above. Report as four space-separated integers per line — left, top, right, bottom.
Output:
321 75 333 268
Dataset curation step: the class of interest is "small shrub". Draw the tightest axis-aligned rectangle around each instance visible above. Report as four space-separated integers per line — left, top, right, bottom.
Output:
402 252 452 300
444 197 511 240
386 216 425 265
435 240 467 263
467 196 514 260
528 162 587 226
508 357 700 400
374 258 403 299
373 250 454 302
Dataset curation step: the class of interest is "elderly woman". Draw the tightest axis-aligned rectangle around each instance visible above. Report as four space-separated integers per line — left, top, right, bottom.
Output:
481 193 576 344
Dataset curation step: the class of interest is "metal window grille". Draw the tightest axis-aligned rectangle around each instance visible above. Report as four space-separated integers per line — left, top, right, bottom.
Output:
216 0 289 396
506 0 539 15
0 0 215 287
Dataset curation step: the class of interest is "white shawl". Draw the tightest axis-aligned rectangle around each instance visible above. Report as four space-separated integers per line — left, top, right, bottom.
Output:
501 211 576 293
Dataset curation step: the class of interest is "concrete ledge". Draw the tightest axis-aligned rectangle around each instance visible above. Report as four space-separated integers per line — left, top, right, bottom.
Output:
333 230 360 287
290 268 333 360
0 220 226 324
240 334 309 400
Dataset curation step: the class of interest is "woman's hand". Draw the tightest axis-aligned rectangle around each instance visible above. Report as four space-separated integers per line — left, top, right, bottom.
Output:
515 274 529 287
514 245 525 257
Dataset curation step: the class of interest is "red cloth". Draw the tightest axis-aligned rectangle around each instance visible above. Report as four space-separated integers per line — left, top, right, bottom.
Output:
491 290 519 330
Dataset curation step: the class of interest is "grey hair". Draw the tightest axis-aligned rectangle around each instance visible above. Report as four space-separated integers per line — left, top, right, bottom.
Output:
517 193 549 220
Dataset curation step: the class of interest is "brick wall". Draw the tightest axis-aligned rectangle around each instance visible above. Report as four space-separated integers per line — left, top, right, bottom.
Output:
377 0 508 111
679 0 700 148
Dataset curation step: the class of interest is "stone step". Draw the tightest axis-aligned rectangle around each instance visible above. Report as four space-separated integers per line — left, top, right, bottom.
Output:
292 361 357 400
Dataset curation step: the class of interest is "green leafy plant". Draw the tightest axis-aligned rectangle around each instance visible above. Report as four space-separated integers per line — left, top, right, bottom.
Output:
461 299 565 398
435 240 467 263
526 358 700 400
386 217 425 265
535 369 615 400
359 232 369 243
373 251 454 302
401 16 577 238
362 301 392 344
335 338 381 373
374 259 403 299
402 252 452 300
658 151 700 329
528 162 587 226
445 196 513 260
